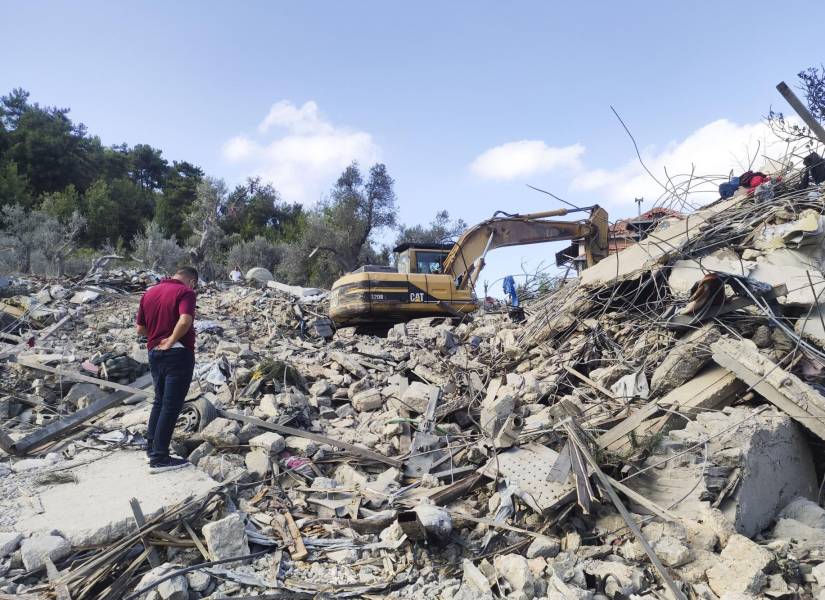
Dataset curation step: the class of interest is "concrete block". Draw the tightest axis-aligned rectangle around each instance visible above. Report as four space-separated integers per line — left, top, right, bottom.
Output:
706 534 771 596
244 448 271 478
199 417 240 447
400 381 437 414
352 388 383 412
202 513 250 562
248 432 286 455
21 534 71 570
493 553 537 599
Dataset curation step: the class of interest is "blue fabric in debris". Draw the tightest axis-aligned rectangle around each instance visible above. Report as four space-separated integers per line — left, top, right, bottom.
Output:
503 275 519 307
719 177 740 199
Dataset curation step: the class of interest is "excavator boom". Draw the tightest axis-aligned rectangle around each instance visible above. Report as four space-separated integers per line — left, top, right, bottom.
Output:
443 206 609 289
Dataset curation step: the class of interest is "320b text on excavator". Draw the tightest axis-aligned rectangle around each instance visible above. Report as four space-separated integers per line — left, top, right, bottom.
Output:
329 205 609 325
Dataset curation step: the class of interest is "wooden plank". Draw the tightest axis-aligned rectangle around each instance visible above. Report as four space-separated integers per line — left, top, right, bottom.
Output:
218 410 402 468
596 401 661 450
183 520 210 561
44 556 72 600
283 511 308 561
129 498 161 568
563 364 615 399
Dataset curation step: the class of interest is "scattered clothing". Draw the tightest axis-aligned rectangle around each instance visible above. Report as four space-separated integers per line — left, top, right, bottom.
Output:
738 171 768 189
502 275 519 307
802 152 825 188
719 177 740 199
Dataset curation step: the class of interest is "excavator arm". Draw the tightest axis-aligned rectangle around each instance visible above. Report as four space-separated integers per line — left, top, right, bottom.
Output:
442 205 609 290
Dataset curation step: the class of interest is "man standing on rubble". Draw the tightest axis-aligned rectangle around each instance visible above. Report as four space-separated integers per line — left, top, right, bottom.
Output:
136 267 198 473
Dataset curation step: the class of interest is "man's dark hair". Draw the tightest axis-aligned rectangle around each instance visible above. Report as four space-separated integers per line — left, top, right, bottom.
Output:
176 266 199 280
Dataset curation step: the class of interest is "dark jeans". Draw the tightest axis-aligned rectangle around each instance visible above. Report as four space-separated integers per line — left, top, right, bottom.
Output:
147 348 195 460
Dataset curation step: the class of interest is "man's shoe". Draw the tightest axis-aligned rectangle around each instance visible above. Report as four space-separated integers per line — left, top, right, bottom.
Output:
148 456 191 474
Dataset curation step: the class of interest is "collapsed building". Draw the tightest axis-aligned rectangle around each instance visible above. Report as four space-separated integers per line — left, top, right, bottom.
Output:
2 152 825 600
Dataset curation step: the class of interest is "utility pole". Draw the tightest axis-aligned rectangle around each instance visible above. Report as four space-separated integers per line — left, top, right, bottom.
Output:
634 197 643 216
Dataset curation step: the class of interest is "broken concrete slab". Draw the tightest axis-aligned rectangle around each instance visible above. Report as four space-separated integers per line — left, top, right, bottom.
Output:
713 337 825 440
13 451 219 547
628 406 816 537
579 196 739 287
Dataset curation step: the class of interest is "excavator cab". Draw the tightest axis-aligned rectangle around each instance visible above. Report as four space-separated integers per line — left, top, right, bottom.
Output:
394 243 453 275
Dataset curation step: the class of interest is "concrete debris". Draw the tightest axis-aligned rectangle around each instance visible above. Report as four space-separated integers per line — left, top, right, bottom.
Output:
20 534 71 571
202 513 250 562
5 158 825 599
706 533 772 596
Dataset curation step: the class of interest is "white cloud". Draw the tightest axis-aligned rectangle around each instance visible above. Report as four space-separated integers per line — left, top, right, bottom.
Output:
469 140 585 180
222 100 380 203
570 118 796 207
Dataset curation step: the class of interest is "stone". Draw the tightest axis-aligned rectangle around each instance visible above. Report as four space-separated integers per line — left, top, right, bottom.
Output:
256 394 280 418
480 393 515 439
158 571 189 600
493 553 537 599
436 329 458 354
651 324 720 394
812 561 825 586
245 448 271 478
310 381 335 397
352 388 383 412
654 536 691 567
136 562 189 600
400 381 437 414
20 534 71 570
706 534 772 596
198 454 249 483
186 570 211 592
582 559 645 598
526 536 561 559
285 436 318 456
62 382 107 409
187 441 215 465
202 513 250 562
0 532 22 558
462 558 493 594
249 432 286 455
778 497 825 529
751 325 772 348
199 417 240 447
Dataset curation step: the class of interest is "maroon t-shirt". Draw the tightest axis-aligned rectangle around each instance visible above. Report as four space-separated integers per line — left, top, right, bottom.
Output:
136 279 197 352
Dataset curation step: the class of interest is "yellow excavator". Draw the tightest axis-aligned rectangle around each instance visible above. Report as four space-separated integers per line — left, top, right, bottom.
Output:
329 205 609 325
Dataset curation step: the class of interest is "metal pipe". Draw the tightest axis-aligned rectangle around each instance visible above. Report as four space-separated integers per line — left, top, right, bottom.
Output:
776 81 825 145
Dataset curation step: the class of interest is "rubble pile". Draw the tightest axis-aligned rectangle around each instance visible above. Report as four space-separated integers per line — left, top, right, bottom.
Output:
4 159 825 599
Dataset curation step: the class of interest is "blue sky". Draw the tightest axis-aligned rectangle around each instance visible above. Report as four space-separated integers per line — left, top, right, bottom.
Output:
2 1 823 293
